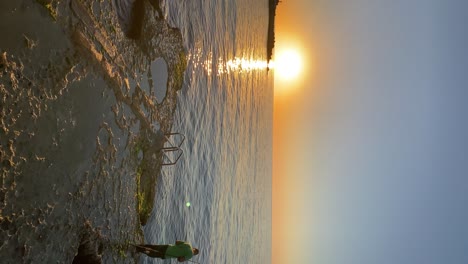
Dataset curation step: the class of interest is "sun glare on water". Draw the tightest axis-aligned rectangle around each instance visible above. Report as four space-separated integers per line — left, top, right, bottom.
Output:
186 47 305 100
187 48 272 76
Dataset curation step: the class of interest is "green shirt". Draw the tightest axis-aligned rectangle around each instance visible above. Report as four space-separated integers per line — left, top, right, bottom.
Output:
165 241 193 260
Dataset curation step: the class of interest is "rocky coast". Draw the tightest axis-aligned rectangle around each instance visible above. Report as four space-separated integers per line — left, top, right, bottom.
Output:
0 0 186 262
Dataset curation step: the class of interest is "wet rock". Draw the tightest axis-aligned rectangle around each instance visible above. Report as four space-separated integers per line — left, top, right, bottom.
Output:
113 0 165 39
72 242 102 264
72 223 104 264
1 0 184 261
0 216 12 230
113 0 145 39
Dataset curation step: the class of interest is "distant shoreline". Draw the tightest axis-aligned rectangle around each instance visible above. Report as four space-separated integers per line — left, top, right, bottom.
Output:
267 0 280 67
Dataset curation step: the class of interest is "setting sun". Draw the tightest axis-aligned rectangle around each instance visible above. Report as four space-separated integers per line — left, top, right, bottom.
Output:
272 47 307 97
273 49 303 81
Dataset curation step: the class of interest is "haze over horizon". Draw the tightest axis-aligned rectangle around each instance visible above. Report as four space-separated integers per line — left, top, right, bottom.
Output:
273 1 468 264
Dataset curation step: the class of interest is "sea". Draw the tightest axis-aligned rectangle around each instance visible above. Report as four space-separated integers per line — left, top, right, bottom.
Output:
144 0 273 264
0 0 272 263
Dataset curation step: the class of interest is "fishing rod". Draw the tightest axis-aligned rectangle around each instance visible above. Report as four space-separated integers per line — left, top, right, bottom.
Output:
129 243 201 264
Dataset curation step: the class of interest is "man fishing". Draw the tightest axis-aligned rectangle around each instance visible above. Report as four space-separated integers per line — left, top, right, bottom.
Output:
134 240 199 262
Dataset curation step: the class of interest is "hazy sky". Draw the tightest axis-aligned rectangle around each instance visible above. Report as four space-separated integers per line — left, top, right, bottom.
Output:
273 1 468 264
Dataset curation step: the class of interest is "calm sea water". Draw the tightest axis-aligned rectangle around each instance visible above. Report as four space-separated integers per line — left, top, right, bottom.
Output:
143 1 273 263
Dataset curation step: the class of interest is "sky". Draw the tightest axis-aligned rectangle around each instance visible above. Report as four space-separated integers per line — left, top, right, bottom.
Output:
272 1 468 264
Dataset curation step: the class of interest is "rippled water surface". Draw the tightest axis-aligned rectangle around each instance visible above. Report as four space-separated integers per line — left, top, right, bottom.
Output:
144 1 272 264
0 0 272 263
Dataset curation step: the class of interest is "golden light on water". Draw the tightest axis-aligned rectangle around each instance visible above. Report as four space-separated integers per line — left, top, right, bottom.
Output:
220 57 272 74
187 47 308 98
187 49 272 76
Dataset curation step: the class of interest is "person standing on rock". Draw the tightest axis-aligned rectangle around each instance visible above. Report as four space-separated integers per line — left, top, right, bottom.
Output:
134 240 199 262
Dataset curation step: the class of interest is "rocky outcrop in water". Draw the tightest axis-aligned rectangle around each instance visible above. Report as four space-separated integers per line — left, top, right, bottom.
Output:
267 0 280 67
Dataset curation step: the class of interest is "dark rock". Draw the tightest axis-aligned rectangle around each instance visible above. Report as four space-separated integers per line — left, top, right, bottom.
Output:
0 216 12 230
72 223 104 264
113 0 145 39
72 239 103 264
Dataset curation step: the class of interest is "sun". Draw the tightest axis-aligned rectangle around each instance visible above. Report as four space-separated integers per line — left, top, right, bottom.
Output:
274 49 303 81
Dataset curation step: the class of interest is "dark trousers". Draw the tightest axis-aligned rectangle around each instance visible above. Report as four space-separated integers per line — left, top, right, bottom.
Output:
136 244 169 259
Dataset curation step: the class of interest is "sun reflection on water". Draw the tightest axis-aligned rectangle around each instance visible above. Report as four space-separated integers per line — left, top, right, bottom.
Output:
188 49 273 76
219 57 273 75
